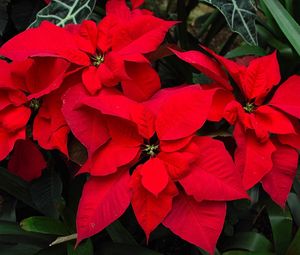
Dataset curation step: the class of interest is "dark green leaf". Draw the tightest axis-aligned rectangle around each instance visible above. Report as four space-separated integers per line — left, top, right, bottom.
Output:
223 232 273 252
225 44 266 58
20 216 69 235
0 220 51 247
0 244 41 255
67 239 93 255
0 167 35 208
267 202 292 255
34 243 67 255
286 228 300 255
30 169 64 218
30 0 97 27
287 193 300 227
261 0 300 56
106 220 138 245
201 0 258 45
0 0 10 35
96 243 162 255
223 252 274 255
0 194 16 221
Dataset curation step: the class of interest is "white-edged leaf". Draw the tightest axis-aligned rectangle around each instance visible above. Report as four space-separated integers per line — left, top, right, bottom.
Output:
201 0 258 45
30 0 96 28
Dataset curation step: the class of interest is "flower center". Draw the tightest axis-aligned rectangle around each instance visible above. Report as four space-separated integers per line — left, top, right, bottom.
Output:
29 98 41 111
143 144 159 157
243 102 255 113
91 54 104 67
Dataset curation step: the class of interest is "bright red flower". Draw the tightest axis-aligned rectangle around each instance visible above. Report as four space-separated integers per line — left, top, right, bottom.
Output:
0 0 175 101
62 83 247 253
172 47 300 206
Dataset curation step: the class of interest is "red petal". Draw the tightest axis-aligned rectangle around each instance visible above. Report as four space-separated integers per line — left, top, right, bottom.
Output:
234 123 276 189
207 88 234 121
33 91 69 155
140 158 169 196
180 136 247 201
80 88 155 139
145 85 212 140
76 169 131 244
8 140 46 181
122 62 160 102
82 66 102 95
171 49 232 90
106 0 131 20
89 140 141 176
62 85 110 155
163 194 226 255
26 57 70 99
240 51 280 104
131 0 144 8
131 169 178 240
0 128 26 161
269 75 300 119
113 15 176 55
0 105 31 132
262 143 298 207
254 105 296 135
278 133 300 149
0 21 89 65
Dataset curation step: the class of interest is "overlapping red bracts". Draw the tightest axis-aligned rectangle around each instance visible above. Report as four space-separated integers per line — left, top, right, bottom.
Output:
173 47 300 207
0 0 298 254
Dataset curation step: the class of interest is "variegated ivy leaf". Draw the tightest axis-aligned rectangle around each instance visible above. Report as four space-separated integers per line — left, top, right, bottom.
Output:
29 0 96 28
201 0 258 45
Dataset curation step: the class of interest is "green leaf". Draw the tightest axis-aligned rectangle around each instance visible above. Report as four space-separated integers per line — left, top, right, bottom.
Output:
30 0 96 28
97 243 162 255
0 167 35 208
286 228 300 255
34 243 67 255
225 44 266 58
0 220 51 247
106 221 138 245
287 193 300 227
0 244 41 255
201 0 258 45
223 252 274 255
267 202 292 255
223 232 273 252
261 0 300 56
20 216 69 235
0 0 10 35
67 239 93 255
30 169 64 219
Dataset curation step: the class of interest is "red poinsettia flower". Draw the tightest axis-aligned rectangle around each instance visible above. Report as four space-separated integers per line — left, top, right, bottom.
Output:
172 48 300 206
62 83 247 254
0 60 31 160
0 0 175 101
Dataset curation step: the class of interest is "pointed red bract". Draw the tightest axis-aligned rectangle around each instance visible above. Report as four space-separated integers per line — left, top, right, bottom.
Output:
262 144 298 207
76 169 131 244
131 167 178 240
180 136 247 201
8 140 46 181
234 123 276 189
145 85 213 140
163 194 226 255
269 75 300 119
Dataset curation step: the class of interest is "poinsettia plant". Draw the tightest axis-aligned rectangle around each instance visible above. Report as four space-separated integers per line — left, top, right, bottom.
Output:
0 0 300 255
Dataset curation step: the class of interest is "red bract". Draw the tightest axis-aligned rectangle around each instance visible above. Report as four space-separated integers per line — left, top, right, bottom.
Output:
62 83 247 253
172 48 300 206
0 0 175 101
8 140 46 181
0 61 30 160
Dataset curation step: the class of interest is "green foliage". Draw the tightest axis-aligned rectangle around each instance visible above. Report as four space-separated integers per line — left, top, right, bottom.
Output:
29 0 96 27
200 0 258 45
